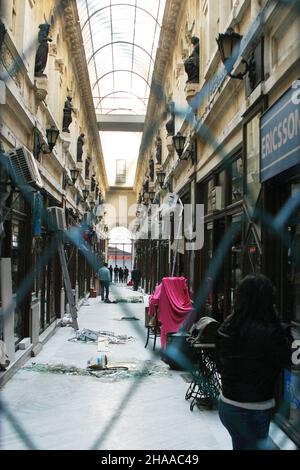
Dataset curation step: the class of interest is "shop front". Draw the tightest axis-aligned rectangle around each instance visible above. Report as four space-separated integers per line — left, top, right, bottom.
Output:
260 82 300 446
3 191 32 346
196 149 243 321
32 191 62 333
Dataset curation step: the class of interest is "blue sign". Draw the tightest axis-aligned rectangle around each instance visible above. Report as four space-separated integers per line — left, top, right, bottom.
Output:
260 82 300 182
33 191 42 238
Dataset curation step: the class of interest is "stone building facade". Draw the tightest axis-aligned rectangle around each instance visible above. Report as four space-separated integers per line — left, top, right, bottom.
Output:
0 0 108 383
134 0 300 446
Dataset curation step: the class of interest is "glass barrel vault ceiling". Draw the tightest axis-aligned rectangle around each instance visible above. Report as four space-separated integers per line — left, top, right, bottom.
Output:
77 0 166 116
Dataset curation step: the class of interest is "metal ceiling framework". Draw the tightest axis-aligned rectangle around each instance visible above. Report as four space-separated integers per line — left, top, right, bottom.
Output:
77 0 166 118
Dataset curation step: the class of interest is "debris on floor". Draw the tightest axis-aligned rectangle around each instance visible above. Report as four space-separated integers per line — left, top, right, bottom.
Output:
68 328 134 344
61 315 73 327
23 360 171 381
72 329 98 342
114 298 143 303
115 316 140 321
87 354 108 370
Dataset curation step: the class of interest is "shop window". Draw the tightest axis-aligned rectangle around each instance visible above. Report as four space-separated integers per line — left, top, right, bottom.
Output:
243 228 262 275
230 215 243 309
11 193 26 213
218 170 226 210
207 179 214 213
207 224 213 261
231 158 243 203
205 223 214 315
11 221 20 291
287 204 300 324
283 190 300 444
245 113 261 210
11 219 25 344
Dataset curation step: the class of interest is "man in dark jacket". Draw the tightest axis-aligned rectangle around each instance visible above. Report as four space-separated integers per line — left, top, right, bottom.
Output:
114 265 119 283
131 266 141 291
124 267 129 284
216 274 293 450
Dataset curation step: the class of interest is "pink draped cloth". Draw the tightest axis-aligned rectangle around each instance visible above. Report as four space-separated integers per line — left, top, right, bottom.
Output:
149 284 162 316
149 277 192 350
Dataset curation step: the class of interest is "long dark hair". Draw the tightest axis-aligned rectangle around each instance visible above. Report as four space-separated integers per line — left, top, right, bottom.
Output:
227 274 278 334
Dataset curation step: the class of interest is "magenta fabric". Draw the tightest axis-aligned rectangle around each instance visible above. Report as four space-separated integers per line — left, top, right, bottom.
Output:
149 284 162 316
158 277 192 350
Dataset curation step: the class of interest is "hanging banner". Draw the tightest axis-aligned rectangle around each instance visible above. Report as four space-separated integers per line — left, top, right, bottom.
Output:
260 81 300 182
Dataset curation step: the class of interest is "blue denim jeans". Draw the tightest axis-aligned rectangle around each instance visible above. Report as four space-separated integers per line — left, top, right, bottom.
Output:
219 399 273 450
100 280 110 301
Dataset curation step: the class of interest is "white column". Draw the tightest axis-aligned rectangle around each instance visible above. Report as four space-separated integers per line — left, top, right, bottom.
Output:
60 287 65 318
0 258 15 362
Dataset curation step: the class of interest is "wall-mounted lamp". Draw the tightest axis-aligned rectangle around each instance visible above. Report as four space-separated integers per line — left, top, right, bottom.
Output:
157 170 166 188
216 27 256 84
37 126 60 155
82 188 89 200
70 168 80 185
173 132 187 159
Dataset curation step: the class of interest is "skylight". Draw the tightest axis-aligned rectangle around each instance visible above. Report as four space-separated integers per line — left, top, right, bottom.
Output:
77 0 166 116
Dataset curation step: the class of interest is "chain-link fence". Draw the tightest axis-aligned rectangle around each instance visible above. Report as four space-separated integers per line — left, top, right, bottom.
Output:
0 0 299 450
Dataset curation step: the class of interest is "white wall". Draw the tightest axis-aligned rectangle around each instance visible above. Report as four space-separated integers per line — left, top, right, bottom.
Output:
100 131 141 187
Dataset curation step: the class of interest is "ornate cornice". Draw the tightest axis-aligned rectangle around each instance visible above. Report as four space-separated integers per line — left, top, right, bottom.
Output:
61 0 108 193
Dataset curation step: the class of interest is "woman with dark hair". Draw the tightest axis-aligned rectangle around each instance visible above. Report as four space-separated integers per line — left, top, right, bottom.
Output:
216 274 293 450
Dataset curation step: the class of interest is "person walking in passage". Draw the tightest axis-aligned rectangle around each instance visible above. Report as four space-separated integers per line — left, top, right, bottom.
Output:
119 267 124 284
114 265 119 284
131 266 141 291
124 267 129 284
109 265 113 282
216 274 293 450
98 263 111 303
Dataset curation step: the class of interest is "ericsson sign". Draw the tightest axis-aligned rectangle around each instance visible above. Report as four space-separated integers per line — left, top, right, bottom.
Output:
260 80 300 182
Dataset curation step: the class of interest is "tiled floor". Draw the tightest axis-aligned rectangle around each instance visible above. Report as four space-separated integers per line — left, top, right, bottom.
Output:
0 286 231 450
